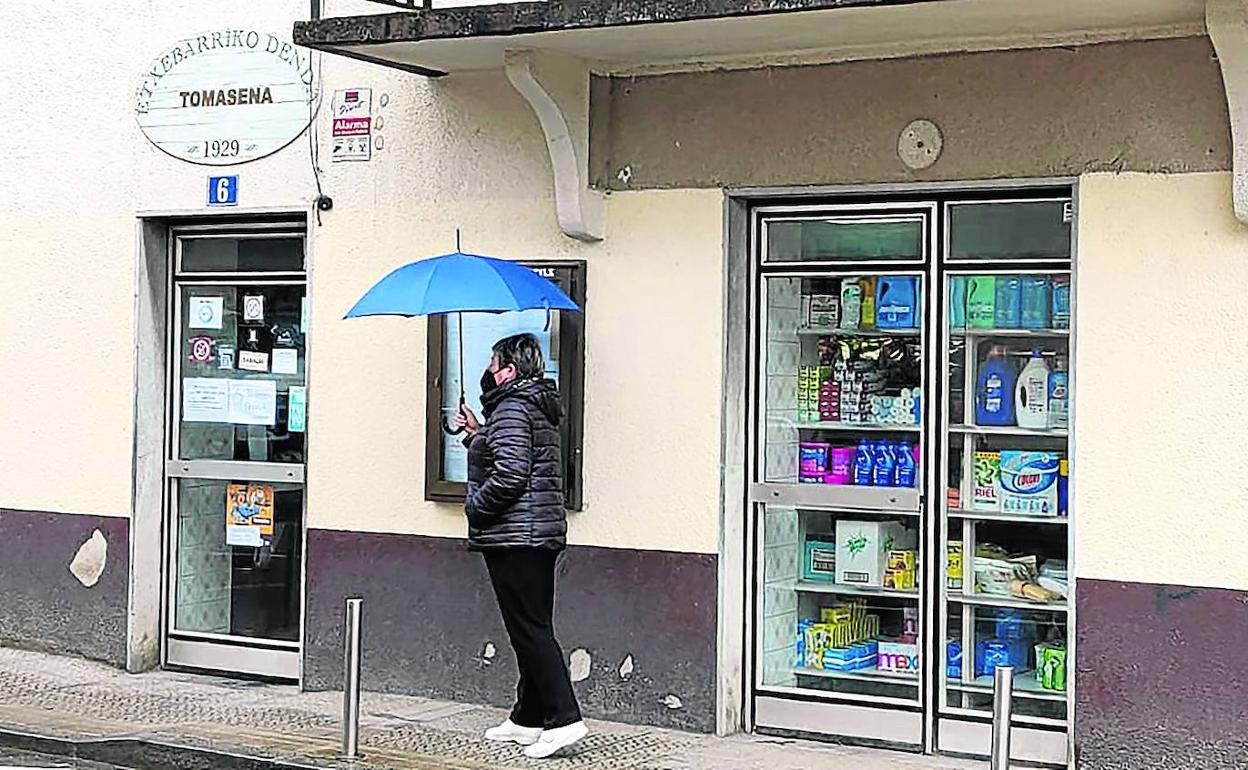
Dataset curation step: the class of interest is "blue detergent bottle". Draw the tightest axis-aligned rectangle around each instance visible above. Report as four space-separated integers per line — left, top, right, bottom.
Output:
873 441 897 487
876 277 918 329
853 440 875 486
976 346 1017 426
1021 275 1052 329
994 277 1022 328
895 441 917 488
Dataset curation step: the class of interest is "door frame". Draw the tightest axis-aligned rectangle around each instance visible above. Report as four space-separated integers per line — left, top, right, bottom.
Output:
129 206 315 683
719 179 1078 764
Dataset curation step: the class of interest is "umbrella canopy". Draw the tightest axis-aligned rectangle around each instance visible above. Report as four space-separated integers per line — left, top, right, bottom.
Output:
344 251 580 318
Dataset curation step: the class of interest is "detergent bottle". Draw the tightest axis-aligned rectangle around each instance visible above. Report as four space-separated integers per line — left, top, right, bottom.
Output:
876 276 918 329
994 276 1022 328
1048 355 1069 429
1015 350 1051 429
873 441 897 487
853 440 875 486
895 441 917 488
975 346 1017 426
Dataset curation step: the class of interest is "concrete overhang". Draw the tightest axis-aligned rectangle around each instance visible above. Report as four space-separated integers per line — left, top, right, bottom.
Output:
294 0 1205 77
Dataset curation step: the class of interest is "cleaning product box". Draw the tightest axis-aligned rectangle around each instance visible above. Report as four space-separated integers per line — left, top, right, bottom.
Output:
835 520 917 587
972 451 1001 511
876 640 920 675
808 294 840 328
883 549 918 591
947 541 964 590
802 539 837 582
999 451 1060 516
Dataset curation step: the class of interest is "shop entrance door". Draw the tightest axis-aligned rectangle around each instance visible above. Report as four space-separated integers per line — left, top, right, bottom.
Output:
163 222 308 679
747 192 1073 765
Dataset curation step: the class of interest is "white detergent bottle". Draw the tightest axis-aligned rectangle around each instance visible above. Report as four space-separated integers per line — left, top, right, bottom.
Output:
1015 351 1051 429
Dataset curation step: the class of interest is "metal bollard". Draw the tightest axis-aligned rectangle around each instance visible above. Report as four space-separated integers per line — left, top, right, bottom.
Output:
341 597 363 760
991 665 1014 770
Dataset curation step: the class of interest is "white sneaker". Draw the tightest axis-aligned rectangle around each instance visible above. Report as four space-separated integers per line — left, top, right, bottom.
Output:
523 721 589 759
483 718 542 746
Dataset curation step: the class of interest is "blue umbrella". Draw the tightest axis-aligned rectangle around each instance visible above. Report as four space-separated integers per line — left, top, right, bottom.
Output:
345 242 580 433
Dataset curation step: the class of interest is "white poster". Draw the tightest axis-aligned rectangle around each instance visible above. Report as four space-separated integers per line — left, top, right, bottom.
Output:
182 378 230 422
227 379 277 425
238 350 269 372
271 348 298 375
189 296 223 329
242 295 265 323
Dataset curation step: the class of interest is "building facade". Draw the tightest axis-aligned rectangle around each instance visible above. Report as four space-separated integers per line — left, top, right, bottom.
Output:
3 0 1248 767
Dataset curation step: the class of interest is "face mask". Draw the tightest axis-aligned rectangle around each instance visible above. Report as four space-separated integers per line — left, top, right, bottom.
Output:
480 366 498 394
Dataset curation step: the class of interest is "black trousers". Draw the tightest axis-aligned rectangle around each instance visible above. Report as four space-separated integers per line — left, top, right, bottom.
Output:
483 548 582 729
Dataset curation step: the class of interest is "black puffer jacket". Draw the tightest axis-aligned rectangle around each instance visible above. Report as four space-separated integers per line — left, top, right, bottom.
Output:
464 378 566 550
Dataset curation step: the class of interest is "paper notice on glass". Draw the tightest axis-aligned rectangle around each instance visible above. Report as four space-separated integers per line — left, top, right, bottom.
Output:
182 378 230 422
189 296 224 329
288 385 307 432
300 297 309 333
238 350 269 372
228 378 277 425
272 348 298 375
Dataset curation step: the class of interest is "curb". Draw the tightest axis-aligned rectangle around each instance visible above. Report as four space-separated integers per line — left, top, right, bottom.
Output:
0 726 329 770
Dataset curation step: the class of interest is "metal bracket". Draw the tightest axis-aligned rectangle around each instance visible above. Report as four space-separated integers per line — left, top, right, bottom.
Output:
1207 0 1248 224
504 50 605 242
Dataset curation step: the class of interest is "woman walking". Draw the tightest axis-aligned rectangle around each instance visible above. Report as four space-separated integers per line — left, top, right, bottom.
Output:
454 333 587 759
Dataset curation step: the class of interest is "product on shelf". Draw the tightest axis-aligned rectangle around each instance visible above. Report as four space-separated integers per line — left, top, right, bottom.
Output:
795 600 882 672
947 541 963 589
1015 351 1050 429
974 545 1061 603
999 451 1060 516
809 294 840 328
1048 356 1069 429
973 451 1002 510
836 520 917 587
1021 275 1052 329
854 440 875 485
802 538 837 582
876 276 919 329
799 442 831 484
872 442 896 486
949 276 967 329
994 276 1022 328
1036 642 1067 691
840 277 863 330
966 276 997 328
1058 459 1069 516
1038 560 1069 599
947 639 963 679
877 639 919 674
1051 275 1071 330
827 447 854 485
860 277 877 329
976 346 1017 425
883 549 918 591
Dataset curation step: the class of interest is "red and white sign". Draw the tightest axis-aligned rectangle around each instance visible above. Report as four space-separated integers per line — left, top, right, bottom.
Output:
331 88 372 162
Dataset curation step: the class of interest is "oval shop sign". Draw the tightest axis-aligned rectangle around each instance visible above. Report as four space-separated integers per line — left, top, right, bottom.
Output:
135 30 319 165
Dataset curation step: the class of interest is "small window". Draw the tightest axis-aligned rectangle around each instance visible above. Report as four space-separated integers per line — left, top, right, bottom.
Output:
425 262 586 510
766 216 925 262
948 200 1072 261
179 235 305 273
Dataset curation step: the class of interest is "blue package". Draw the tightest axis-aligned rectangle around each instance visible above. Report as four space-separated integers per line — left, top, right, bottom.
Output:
976 639 1011 677
995 609 1025 640
947 640 963 679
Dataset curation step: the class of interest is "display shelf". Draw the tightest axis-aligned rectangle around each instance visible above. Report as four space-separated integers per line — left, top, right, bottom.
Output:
948 509 1068 526
950 328 1069 338
947 675 1068 702
793 581 920 600
798 327 921 338
948 592 1068 612
793 666 919 685
789 420 921 433
949 424 1068 438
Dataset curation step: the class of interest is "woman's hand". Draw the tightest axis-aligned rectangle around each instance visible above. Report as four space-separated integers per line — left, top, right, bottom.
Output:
455 404 482 436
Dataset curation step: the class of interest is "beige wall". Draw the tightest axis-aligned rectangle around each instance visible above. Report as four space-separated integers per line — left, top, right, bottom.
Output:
595 36 1230 191
1074 172 1248 591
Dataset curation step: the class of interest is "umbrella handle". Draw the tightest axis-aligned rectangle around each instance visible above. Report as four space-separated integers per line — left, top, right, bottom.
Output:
443 394 467 436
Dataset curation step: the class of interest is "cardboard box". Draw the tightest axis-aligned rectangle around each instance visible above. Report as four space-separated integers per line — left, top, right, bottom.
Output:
947 541 964 590
999 451 1061 516
973 451 1001 511
802 539 837 582
876 640 920 675
835 520 917 587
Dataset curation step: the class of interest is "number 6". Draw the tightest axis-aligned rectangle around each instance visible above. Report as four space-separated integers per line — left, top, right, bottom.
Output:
216 178 231 201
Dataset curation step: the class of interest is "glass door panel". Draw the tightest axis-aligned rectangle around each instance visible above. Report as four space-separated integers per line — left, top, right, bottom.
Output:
757 502 922 705
941 270 1072 729
759 273 925 512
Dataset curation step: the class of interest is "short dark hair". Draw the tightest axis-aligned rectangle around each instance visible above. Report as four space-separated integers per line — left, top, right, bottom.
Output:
493 333 545 379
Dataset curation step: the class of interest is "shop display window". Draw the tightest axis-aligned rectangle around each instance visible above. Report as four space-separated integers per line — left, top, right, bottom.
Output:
424 262 586 509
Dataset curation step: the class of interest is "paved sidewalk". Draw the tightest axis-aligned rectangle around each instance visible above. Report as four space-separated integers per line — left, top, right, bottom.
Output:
0 647 984 770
